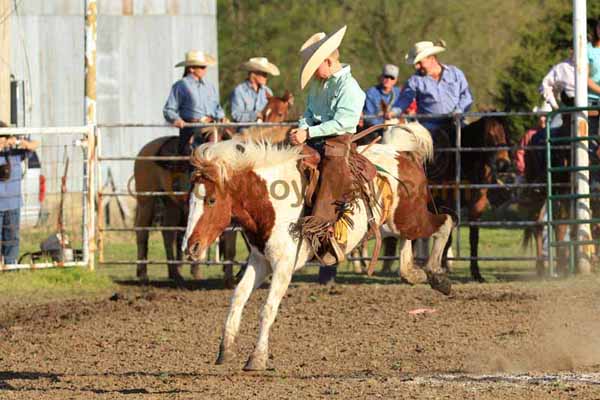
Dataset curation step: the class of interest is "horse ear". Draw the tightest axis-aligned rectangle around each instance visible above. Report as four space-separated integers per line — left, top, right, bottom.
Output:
266 91 272 100
283 90 294 105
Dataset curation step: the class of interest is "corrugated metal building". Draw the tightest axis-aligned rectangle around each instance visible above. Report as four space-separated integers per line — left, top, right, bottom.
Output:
9 0 219 190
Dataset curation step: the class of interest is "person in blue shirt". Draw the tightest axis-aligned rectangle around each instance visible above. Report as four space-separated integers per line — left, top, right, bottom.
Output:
230 57 280 123
362 64 402 128
0 121 39 265
163 50 226 156
396 40 473 141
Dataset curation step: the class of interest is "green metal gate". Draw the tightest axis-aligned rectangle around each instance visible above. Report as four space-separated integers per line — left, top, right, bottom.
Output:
546 106 600 275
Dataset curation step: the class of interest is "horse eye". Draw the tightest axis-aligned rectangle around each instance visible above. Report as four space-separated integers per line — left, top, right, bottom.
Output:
206 197 216 207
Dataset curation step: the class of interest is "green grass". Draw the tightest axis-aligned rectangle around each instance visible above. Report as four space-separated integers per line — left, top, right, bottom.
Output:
0 226 584 304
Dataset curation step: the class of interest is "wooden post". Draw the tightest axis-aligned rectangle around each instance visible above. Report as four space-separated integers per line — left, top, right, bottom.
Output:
84 0 97 270
0 0 10 123
86 126 96 270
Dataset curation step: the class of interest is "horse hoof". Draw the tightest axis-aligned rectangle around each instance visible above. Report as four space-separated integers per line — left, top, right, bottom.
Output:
243 355 267 371
224 279 235 289
400 265 428 285
215 348 235 365
427 272 452 296
169 274 185 284
473 274 486 283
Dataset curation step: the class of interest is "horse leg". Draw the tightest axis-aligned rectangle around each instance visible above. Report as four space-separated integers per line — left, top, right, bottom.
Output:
469 226 485 282
216 251 269 365
556 223 569 275
535 225 546 276
162 205 184 282
398 239 427 284
442 230 452 273
381 237 397 274
350 240 368 274
219 230 237 289
424 215 454 295
469 192 488 282
244 259 294 371
135 197 155 281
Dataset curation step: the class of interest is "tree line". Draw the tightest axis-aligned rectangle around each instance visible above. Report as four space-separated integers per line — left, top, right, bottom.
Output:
217 0 600 136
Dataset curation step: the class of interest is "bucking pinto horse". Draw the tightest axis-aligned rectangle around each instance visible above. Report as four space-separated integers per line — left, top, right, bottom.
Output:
182 122 453 371
133 92 294 284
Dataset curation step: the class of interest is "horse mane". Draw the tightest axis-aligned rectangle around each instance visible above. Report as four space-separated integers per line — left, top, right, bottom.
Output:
191 139 302 184
384 122 434 162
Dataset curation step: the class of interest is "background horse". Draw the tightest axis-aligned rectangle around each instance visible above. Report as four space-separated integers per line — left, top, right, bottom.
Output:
182 125 452 371
433 115 511 282
133 92 294 284
521 111 575 275
381 116 511 282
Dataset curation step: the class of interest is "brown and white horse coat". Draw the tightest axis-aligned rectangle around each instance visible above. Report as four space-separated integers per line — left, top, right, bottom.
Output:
183 123 452 370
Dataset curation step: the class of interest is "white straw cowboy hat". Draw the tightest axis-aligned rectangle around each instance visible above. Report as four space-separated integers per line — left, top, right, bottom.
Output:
299 25 347 90
405 40 447 65
241 57 280 76
175 50 217 68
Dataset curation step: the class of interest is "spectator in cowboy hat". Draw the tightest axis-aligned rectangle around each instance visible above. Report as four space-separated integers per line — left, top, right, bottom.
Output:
395 40 473 140
230 57 280 123
163 50 226 156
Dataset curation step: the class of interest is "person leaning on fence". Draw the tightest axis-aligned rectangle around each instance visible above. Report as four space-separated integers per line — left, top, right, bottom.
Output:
515 104 550 182
288 25 370 284
0 121 39 265
230 57 280 123
163 50 227 156
395 40 473 146
539 48 575 113
359 64 415 144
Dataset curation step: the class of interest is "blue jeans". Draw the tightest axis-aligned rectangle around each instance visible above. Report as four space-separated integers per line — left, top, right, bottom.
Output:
0 208 20 264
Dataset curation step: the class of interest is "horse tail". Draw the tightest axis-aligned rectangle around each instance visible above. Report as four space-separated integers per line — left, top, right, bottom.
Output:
385 122 433 162
522 226 534 250
127 175 136 198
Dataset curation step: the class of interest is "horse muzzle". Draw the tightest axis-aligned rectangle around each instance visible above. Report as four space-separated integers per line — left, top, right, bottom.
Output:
186 241 207 262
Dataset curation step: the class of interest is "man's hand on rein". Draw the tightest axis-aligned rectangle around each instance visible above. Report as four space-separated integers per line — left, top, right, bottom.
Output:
288 128 308 145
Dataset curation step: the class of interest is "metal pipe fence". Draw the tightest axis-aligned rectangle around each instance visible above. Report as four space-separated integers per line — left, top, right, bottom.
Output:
93 112 581 272
0 125 95 271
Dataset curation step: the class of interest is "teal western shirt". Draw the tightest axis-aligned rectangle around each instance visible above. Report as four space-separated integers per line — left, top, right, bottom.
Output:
299 65 365 138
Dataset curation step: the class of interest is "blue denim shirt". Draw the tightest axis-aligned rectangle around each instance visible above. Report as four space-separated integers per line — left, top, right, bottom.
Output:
230 80 273 122
299 65 366 138
0 152 24 211
362 85 402 126
397 64 473 131
163 75 225 123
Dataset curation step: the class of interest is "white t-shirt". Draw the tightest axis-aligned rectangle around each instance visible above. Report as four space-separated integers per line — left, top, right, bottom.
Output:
539 58 575 110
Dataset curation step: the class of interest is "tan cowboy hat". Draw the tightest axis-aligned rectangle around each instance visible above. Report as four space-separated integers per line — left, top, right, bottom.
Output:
405 40 446 65
299 25 347 90
175 50 217 68
241 57 280 76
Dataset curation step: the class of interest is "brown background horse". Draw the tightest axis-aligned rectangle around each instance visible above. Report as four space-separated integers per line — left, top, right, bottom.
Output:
133 92 294 284
379 116 511 282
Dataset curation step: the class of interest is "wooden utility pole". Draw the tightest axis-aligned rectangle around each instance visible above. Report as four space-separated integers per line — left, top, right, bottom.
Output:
0 0 10 123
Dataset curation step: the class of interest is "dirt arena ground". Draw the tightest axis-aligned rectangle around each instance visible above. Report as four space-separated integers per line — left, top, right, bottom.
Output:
2 275 600 399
